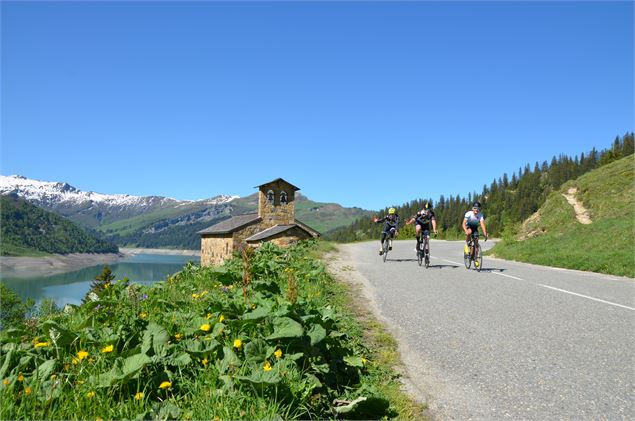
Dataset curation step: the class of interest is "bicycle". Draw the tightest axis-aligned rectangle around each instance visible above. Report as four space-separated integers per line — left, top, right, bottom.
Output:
464 232 486 271
417 230 431 268
382 227 397 262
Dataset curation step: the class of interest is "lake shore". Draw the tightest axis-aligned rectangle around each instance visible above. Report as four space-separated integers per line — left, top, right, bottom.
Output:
0 248 200 279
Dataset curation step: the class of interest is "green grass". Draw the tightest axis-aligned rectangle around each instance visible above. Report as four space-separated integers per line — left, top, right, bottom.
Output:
1 240 421 419
490 155 635 277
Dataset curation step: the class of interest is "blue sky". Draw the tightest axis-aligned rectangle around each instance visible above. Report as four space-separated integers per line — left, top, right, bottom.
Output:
2 1 633 210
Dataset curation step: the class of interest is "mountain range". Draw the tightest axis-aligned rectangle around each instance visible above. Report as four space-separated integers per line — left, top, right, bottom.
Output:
0 175 372 250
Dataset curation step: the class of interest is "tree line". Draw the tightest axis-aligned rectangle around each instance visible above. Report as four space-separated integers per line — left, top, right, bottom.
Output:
0 194 119 255
326 133 634 242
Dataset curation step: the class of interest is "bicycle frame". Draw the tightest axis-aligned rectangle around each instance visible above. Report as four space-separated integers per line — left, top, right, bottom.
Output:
464 232 483 271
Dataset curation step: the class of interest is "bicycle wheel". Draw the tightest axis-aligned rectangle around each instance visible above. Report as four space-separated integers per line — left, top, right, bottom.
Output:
464 247 472 269
383 239 389 262
475 245 483 271
424 239 430 268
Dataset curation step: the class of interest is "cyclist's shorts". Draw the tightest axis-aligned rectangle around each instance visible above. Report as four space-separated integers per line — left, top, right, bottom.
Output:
466 223 479 233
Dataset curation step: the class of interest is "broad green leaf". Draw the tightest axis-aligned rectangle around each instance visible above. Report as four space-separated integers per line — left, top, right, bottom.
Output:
333 396 368 414
343 355 364 368
170 352 192 367
141 322 169 357
41 320 75 346
244 339 269 361
0 328 25 343
34 359 56 380
303 373 322 391
307 324 327 346
121 353 152 379
183 338 220 356
0 348 14 379
218 346 241 374
266 317 303 340
241 306 270 321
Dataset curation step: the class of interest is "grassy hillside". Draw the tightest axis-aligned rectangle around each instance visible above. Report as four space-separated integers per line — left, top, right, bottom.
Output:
230 193 373 234
489 155 634 277
0 195 119 256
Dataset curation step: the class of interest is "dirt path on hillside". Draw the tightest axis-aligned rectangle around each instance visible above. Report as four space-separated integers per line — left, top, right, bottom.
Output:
562 187 592 224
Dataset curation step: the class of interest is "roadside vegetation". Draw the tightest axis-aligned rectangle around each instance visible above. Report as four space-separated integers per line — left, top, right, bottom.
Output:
0 240 423 420
489 155 634 277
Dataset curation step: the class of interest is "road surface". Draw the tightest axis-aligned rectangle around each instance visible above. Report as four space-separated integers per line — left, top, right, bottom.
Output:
335 240 635 420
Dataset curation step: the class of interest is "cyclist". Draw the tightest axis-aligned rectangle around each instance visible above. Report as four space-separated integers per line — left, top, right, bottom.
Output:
405 201 437 252
462 201 488 256
373 207 400 255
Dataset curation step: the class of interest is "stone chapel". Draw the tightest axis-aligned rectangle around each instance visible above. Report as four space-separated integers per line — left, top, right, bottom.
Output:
198 178 319 266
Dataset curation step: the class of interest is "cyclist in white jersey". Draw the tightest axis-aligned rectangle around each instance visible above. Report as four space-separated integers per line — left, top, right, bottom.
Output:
462 201 488 255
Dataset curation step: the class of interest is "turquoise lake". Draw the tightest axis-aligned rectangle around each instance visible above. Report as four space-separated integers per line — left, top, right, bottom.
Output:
1 253 199 307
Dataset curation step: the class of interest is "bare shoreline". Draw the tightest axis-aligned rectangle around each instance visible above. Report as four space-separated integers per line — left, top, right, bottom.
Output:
0 248 200 279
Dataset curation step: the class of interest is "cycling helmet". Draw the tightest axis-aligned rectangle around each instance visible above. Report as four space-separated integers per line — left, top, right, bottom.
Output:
424 200 433 210
472 201 481 210
388 207 396 214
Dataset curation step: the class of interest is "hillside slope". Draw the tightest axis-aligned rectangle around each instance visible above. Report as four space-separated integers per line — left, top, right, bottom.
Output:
0 195 119 256
489 155 634 277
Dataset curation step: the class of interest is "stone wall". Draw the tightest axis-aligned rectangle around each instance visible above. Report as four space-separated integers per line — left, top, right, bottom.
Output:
232 222 267 254
200 235 233 267
258 180 295 226
247 226 312 248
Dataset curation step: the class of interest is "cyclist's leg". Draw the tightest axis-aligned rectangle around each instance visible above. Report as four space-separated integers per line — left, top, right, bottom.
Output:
423 230 430 253
465 226 473 254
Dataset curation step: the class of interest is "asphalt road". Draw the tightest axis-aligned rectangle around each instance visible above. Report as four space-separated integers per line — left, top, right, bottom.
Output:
338 239 635 420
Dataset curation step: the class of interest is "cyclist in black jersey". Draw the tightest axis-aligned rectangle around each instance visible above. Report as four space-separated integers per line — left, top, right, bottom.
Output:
373 207 399 255
405 201 437 251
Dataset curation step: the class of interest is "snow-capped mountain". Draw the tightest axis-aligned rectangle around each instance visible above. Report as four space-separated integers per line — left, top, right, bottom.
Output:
0 175 239 239
0 175 236 210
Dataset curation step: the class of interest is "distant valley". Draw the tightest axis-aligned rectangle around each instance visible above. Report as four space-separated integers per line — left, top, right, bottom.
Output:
0 175 373 251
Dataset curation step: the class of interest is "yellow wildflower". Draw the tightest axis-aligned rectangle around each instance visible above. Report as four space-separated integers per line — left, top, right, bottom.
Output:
104 283 110 289
233 339 242 349
72 358 79 365
159 381 171 390
139 312 147 319
263 361 272 372
192 293 199 300
200 290 209 296
86 391 96 398
34 341 49 348
174 333 183 341
219 314 225 323
361 357 367 365
274 349 283 359
101 344 114 353
2 379 9 385
50 374 57 380
206 313 212 320
25 386 32 395
200 324 211 332
202 358 208 367
17 373 24 382
134 392 144 400
77 351 89 360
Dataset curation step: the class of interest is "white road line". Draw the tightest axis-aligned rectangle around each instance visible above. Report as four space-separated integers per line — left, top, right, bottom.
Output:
491 272 524 281
442 259 463 265
537 284 635 311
